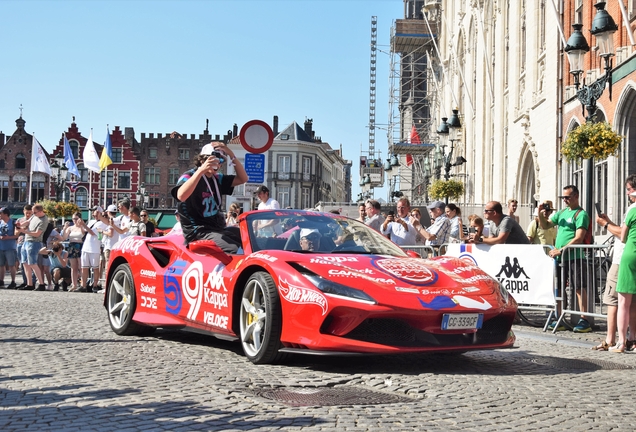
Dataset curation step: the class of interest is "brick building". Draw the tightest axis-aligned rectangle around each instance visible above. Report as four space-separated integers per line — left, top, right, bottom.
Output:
561 0 636 228
0 116 51 213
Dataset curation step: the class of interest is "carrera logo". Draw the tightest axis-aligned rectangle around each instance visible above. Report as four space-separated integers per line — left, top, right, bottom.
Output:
372 258 438 286
278 277 328 315
140 269 156 278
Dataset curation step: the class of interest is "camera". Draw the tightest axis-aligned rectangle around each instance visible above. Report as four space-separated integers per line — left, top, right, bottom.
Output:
52 245 61 253
210 151 226 163
387 210 395 217
542 203 551 211
230 212 237 218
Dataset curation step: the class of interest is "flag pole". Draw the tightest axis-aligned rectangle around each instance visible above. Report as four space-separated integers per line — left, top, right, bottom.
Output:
28 133 34 204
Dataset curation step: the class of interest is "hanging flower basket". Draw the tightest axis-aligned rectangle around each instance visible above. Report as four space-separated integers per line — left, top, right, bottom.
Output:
428 179 465 201
561 121 622 161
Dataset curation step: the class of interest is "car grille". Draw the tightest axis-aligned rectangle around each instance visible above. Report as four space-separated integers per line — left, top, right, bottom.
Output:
341 316 511 348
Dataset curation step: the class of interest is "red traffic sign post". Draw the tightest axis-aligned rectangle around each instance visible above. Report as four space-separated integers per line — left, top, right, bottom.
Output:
239 120 274 154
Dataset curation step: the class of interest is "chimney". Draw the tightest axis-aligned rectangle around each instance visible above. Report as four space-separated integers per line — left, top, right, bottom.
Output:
304 118 313 140
233 123 238 137
273 116 279 135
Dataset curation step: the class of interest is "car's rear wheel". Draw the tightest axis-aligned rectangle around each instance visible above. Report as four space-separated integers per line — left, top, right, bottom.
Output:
239 272 284 364
107 263 155 336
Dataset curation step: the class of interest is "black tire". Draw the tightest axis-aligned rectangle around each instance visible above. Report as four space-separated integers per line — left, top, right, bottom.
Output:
107 263 155 336
239 272 284 364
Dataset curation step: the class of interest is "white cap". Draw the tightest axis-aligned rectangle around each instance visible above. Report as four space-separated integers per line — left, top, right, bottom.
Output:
299 228 320 239
92 205 104 212
631 191 636 197
200 143 224 156
106 204 118 213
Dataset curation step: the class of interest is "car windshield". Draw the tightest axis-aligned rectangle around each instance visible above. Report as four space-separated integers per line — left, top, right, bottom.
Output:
246 210 408 257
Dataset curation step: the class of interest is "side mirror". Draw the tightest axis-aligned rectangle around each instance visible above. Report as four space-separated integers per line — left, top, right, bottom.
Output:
188 240 233 265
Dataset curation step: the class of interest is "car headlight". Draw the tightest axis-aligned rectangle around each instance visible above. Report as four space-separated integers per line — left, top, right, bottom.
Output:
498 281 510 304
303 274 377 305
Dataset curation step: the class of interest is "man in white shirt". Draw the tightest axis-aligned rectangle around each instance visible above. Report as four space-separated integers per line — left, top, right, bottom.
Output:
364 199 384 232
381 197 418 246
255 185 280 237
80 206 109 293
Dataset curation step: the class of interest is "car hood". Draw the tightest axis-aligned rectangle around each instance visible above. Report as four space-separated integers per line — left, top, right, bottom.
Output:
293 254 498 298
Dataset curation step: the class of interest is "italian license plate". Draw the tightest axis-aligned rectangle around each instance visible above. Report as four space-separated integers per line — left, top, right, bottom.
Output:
441 313 483 330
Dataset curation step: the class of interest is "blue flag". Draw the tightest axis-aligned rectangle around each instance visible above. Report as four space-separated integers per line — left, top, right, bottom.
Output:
63 133 80 177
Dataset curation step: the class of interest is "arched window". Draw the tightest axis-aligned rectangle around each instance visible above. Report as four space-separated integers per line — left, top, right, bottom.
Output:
15 153 26 169
75 187 88 208
69 140 79 159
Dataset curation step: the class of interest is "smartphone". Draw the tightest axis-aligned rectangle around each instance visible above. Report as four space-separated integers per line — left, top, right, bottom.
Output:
469 227 476 234
387 210 395 217
595 202 602 215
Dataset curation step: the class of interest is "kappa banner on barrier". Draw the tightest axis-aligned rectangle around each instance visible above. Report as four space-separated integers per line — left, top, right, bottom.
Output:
445 244 556 307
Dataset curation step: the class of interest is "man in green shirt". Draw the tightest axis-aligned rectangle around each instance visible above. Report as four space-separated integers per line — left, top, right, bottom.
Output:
539 185 592 333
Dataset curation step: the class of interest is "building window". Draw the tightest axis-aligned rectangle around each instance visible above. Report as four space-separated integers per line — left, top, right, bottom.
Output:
168 168 180 185
0 160 4 169
302 156 312 181
111 148 123 163
69 140 79 159
149 147 158 159
31 181 45 202
278 155 291 180
178 148 190 160
100 171 114 189
148 193 160 208
62 187 70 202
77 164 89 182
15 154 26 169
301 187 311 209
118 171 131 189
0 180 8 201
13 181 27 202
75 188 88 208
277 186 290 208
144 167 161 185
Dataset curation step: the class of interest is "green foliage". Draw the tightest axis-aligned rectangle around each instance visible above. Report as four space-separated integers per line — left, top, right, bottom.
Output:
561 121 621 161
428 179 465 201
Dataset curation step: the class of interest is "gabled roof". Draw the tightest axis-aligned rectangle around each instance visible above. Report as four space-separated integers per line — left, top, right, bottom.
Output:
275 121 313 143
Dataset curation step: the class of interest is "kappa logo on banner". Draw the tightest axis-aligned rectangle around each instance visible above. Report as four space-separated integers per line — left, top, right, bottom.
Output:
496 256 530 294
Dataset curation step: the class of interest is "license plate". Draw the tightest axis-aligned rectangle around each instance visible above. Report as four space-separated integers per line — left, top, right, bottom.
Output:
441 313 483 330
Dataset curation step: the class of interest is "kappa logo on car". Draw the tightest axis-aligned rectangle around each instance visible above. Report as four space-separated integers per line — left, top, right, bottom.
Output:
372 258 438 286
181 262 227 320
278 277 328 315
309 256 358 263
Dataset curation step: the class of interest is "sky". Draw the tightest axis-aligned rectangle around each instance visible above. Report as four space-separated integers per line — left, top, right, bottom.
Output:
0 0 404 201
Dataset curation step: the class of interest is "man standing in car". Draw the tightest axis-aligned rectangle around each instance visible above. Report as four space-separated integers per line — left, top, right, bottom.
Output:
172 142 248 253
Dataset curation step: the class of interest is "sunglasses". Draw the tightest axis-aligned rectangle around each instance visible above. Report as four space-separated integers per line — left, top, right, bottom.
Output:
140 214 148 217
483 209 495 213
301 234 320 241
560 195 575 200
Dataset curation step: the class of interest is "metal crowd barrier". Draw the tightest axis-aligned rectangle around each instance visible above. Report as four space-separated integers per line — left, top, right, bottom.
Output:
401 244 438 258
549 243 611 333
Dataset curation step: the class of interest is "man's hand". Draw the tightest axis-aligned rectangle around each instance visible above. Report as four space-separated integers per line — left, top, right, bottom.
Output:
548 248 561 258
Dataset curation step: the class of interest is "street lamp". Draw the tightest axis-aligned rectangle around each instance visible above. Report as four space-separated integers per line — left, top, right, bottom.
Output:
136 182 146 208
50 153 68 201
564 1 618 216
435 109 467 181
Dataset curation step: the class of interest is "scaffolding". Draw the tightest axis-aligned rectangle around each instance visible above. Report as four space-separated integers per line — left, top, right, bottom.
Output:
360 16 383 199
386 0 440 205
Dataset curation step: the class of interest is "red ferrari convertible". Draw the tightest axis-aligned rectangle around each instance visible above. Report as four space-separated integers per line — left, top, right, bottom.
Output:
104 210 516 364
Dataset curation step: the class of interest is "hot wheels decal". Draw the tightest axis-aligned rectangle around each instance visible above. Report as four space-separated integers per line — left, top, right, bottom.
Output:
278 277 328 315
372 258 438 286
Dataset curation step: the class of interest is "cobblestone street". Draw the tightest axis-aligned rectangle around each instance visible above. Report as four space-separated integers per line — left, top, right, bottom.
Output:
1 289 635 431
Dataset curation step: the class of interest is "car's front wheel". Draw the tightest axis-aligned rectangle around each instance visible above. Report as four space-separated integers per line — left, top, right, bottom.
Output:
239 272 284 364
107 263 155 336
